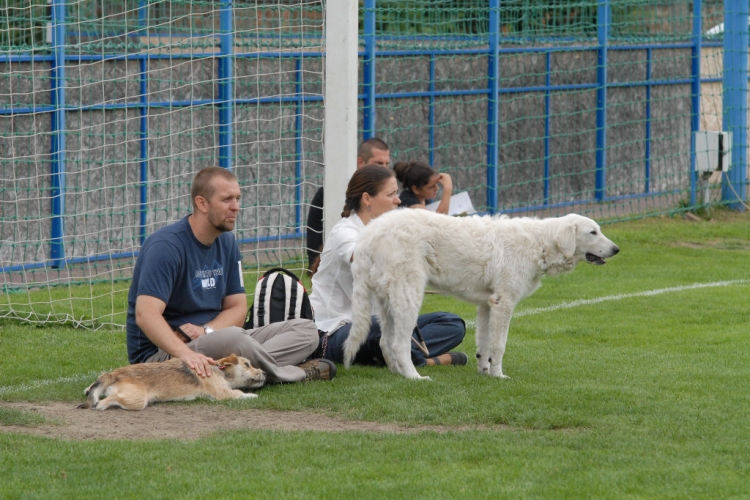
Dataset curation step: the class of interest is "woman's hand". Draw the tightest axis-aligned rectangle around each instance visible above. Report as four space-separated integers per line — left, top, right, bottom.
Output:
436 173 453 193
434 173 453 215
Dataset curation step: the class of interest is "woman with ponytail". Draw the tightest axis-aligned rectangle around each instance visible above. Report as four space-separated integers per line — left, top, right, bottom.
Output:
309 166 467 368
393 160 453 215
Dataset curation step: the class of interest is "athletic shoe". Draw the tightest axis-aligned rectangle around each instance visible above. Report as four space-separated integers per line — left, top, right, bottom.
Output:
430 351 469 366
448 351 469 366
297 358 336 382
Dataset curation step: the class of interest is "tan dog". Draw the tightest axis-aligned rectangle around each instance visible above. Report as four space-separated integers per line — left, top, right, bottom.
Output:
79 355 266 410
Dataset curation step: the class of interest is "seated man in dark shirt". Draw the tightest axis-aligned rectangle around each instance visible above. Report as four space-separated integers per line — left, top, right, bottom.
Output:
127 166 335 384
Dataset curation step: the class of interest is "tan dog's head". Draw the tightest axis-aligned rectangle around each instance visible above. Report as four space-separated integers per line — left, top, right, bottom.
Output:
554 214 620 265
217 354 266 389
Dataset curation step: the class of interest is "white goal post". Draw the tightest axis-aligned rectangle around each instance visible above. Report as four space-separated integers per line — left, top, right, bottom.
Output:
323 0 358 241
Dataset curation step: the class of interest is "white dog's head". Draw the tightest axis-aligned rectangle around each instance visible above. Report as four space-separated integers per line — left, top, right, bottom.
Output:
553 214 620 265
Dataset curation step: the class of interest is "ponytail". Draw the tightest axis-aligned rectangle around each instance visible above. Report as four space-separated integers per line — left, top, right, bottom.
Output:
393 160 434 191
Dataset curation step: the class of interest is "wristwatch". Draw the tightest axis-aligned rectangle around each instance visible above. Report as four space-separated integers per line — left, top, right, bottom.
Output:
202 323 215 335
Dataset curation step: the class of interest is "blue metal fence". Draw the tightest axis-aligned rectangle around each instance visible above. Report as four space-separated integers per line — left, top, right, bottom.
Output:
359 0 746 216
1 1 747 274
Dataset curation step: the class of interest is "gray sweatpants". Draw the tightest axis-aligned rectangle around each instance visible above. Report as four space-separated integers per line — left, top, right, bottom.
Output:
145 319 319 384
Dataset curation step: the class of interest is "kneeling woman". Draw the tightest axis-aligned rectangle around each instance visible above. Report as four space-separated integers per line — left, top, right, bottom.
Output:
309 165 467 367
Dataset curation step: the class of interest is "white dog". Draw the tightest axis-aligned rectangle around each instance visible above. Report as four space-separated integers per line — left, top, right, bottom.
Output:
343 210 619 380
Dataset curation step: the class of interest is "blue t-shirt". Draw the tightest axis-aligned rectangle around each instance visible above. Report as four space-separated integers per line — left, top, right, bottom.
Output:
126 216 245 364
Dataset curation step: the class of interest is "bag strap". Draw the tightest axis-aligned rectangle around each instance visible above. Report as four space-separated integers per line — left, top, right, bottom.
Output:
255 274 271 327
287 274 298 320
262 267 302 282
412 324 430 356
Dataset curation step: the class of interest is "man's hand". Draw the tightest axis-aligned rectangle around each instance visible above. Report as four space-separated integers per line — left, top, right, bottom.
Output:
178 323 206 341
135 295 216 377
178 350 217 378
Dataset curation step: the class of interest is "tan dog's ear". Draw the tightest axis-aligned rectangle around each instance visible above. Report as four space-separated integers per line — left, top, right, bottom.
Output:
554 220 577 259
217 354 239 366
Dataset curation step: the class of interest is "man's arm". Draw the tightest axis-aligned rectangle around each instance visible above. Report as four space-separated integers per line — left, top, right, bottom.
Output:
175 292 246 337
213 293 247 328
134 294 217 378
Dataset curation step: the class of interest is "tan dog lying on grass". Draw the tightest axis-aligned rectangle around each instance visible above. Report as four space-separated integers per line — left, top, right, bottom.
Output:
78 355 266 410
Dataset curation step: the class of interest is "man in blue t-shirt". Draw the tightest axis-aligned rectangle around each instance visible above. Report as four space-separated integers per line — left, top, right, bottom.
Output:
126 166 335 383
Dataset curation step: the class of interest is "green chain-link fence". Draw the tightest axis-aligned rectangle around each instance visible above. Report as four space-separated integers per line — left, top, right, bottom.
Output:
0 0 745 328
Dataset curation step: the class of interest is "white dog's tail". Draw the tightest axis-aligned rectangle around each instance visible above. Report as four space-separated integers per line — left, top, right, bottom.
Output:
342 259 373 369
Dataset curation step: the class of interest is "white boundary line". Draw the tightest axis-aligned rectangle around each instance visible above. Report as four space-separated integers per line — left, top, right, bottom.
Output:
0 371 99 396
464 279 749 328
515 279 750 318
1 280 748 395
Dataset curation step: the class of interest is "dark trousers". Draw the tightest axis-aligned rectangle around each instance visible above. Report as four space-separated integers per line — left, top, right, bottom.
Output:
322 312 466 367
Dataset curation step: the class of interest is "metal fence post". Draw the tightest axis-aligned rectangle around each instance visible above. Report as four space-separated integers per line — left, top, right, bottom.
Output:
689 0 701 206
486 0 500 214
218 0 234 170
50 0 67 268
595 0 609 202
295 58 303 235
722 0 748 209
362 0 376 139
138 0 149 244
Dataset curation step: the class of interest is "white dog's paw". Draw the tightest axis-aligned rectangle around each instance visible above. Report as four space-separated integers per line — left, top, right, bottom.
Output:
477 365 510 379
490 366 509 379
239 392 259 399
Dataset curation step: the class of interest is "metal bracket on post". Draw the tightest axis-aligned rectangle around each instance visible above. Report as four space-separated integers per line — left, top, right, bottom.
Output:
694 131 732 206
694 131 732 174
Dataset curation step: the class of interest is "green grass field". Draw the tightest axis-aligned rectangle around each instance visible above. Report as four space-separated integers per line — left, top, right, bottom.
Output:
1 210 749 499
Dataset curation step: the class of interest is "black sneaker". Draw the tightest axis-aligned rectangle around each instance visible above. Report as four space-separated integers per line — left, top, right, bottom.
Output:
431 352 469 366
297 358 336 382
448 352 469 366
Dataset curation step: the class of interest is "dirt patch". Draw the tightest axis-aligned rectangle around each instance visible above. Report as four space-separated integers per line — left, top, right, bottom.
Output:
0 402 497 441
668 238 750 251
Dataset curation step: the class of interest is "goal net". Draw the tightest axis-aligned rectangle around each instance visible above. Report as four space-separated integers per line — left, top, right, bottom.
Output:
0 0 325 328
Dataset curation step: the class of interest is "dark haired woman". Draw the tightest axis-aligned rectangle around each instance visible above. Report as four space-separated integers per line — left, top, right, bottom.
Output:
309 165 467 367
393 160 453 214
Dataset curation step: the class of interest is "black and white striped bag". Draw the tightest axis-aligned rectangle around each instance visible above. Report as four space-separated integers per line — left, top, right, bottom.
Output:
243 268 314 329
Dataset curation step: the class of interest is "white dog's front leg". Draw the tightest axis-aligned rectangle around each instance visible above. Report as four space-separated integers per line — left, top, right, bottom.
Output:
475 304 491 375
484 293 515 378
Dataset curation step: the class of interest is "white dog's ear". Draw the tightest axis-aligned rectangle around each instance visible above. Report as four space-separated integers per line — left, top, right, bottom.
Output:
554 221 577 259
